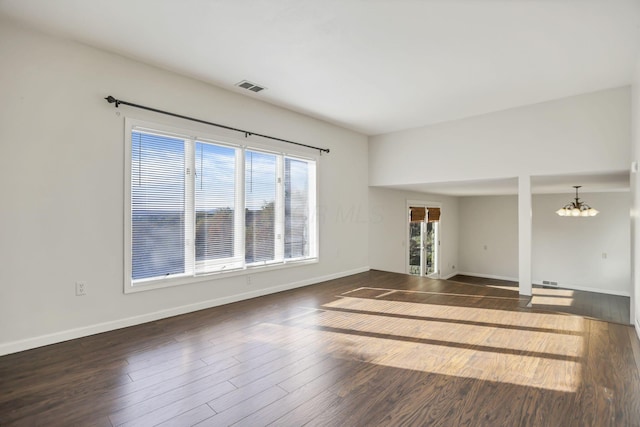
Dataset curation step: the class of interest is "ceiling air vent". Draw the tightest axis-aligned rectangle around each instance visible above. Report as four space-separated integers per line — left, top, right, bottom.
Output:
235 80 266 93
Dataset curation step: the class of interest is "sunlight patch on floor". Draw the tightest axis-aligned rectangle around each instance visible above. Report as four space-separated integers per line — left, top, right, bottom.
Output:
324 296 586 333
303 307 583 358
251 322 581 393
531 296 575 306
242 293 588 394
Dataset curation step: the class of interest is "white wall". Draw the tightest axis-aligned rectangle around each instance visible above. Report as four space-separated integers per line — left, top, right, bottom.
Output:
370 87 630 187
632 58 640 334
532 192 630 295
458 196 519 279
369 187 459 279
0 19 369 354
457 193 631 296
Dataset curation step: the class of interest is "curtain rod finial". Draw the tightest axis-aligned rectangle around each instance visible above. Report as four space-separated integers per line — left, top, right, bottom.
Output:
105 96 120 107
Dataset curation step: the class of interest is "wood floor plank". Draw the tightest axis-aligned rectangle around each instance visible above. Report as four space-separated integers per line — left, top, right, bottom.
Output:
276 356 350 393
116 381 236 427
209 352 329 413
231 361 363 427
154 404 215 427
195 386 288 427
227 346 322 388
108 375 233 426
302 363 420 427
606 321 640 424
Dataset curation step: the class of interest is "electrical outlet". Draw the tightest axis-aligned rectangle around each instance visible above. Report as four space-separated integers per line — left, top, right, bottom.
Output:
76 281 86 296
246 275 251 286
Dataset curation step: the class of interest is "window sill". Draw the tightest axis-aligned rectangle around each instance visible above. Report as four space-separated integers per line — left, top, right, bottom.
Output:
124 257 319 294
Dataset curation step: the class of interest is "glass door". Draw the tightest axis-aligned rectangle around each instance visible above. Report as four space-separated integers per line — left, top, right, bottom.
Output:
408 221 423 275
425 219 439 277
408 206 440 277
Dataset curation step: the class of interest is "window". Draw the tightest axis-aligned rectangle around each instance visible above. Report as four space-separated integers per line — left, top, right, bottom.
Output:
194 141 242 273
125 119 318 291
131 132 186 281
245 150 278 264
285 158 313 258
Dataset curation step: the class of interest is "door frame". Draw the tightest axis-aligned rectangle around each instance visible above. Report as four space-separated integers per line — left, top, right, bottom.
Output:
406 199 442 278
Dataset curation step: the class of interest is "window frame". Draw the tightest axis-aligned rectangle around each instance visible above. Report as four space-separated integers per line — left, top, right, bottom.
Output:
124 118 319 294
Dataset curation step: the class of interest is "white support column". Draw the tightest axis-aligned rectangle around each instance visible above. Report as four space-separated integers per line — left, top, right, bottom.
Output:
518 175 533 296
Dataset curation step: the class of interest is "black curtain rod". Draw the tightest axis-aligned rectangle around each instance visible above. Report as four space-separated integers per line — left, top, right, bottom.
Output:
104 95 330 154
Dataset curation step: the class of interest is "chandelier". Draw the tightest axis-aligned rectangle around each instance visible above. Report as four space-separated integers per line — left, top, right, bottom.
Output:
556 186 599 217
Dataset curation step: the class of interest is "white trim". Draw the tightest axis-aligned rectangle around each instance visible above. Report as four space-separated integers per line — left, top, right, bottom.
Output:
441 272 458 280
456 271 631 297
636 318 640 341
406 199 443 208
532 280 631 297
0 266 370 356
126 257 320 293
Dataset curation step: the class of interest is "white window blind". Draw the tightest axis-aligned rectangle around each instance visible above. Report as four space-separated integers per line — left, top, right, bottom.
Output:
195 141 242 272
131 131 186 281
285 157 314 259
245 150 278 264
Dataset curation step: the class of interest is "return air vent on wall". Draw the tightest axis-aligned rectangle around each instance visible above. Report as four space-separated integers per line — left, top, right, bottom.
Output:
235 80 266 93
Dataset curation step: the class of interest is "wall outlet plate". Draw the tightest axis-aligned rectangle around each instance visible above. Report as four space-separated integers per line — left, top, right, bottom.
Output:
76 281 86 296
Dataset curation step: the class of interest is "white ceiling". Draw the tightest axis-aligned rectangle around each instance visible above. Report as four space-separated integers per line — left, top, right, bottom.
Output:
1 0 639 136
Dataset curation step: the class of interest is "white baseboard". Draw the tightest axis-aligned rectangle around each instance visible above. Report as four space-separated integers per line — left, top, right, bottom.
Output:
454 271 631 297
0 266 370 356
543 282 630 297
636 318 640 341
441 272 458 280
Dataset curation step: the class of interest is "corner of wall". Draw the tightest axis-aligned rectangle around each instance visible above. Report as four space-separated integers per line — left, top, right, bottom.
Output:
633 56 640 331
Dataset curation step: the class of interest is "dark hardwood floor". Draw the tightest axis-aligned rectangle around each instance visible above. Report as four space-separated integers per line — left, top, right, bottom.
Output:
1 270 639 426
450 274 632 325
